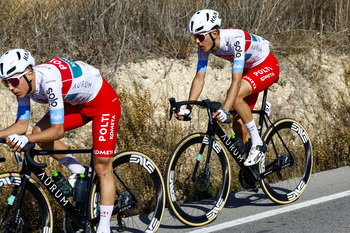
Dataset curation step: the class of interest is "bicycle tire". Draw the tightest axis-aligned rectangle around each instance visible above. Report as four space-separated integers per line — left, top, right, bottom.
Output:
165 133 231 226
88 150 166 232
0 173 53 233
259 118 313 204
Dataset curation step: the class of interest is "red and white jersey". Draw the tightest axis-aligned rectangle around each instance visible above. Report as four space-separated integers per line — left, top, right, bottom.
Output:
196 29 270 73
17 57 103 124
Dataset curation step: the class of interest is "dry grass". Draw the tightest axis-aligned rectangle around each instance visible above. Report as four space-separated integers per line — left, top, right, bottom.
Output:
313 62 350 172
0 0 349 228
0 0 349 67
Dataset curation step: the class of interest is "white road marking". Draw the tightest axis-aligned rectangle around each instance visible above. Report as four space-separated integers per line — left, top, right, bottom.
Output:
189 190 350 233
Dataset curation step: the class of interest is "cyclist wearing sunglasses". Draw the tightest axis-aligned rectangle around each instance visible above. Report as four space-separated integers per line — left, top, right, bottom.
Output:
175 9 280 166
0 48 120 233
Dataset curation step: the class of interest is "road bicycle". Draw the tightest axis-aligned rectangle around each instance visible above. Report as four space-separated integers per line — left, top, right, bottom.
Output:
0 139 165 232
165 88 313 226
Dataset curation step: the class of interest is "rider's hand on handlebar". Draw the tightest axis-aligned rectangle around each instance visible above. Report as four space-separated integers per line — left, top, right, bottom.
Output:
174 109 191 121
213 109 229 123
6 134 29 152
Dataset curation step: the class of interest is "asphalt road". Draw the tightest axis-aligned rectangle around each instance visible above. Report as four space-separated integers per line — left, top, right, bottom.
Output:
158 166 350 233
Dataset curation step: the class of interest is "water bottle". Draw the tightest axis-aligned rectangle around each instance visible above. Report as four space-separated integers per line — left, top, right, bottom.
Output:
73 173 87 203
52 171 73 197
230 134 247 155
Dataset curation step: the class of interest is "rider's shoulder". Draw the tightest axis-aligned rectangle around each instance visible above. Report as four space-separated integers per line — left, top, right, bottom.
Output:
221 28 247 35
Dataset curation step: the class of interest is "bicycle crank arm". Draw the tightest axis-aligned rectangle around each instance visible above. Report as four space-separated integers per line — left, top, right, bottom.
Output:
84 220 93 233
260 162 292 179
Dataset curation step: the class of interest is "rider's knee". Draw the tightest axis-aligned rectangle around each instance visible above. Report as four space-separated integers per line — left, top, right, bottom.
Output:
233 96 245 109
32 125 41 134
94 157 113 177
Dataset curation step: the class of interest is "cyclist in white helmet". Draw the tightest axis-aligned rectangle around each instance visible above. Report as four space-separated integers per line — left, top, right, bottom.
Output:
0 48 121 233
175 9 280 166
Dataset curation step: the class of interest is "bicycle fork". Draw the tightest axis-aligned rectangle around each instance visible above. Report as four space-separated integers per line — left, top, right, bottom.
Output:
191 107 218 188
191 132 216 192
1 170 31 232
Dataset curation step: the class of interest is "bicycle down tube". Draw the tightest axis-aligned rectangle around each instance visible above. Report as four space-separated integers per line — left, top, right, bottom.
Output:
0 139 94 230
166 90 313 227
170 99 260 184
0 139 166 232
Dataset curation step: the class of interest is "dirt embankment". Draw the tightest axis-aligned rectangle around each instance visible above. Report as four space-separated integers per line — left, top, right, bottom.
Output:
0 49 348 170
112 50 349 140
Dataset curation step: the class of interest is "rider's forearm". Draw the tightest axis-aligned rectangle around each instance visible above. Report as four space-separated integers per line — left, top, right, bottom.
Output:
222 72 242 111
0 120 29 138
26 124 64 143
188 72 205 110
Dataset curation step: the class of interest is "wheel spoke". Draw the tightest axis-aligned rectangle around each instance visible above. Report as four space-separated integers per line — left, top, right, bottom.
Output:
88 151 165 232
260 119 313 204
165 133 231 226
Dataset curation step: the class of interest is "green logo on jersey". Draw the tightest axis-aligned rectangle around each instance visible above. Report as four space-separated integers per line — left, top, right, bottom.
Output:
64 93 79 101
59 57 82 78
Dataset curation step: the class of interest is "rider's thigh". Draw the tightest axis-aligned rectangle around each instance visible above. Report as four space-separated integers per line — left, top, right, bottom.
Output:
237 79 253 99
33 115 51 133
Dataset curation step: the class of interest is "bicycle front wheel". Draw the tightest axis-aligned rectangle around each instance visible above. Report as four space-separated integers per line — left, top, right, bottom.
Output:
89 151 165 232
259 118 313 204
165 133 231 226
0 173 53 233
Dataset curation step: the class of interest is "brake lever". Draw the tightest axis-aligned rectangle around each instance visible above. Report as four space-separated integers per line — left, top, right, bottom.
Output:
183 115 192 121
169 98 176 121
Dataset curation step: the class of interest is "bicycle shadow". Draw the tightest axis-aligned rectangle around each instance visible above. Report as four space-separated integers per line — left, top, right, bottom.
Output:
224 190 279 208
154 189 283 232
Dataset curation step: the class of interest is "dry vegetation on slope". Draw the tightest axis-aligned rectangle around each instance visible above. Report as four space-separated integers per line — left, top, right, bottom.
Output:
0 2 348 225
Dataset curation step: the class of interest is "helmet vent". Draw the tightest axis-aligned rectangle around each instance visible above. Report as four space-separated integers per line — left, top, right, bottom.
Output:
190 21 194 32
0 63 3 75
16 52 21 60
206 13 209 21
7 66 16 75
195 26 204 33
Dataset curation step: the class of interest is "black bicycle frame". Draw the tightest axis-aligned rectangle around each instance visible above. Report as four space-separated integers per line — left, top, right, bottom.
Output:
170 88 285 186
207 114 261 184
3 144 96 229
226 89 293 180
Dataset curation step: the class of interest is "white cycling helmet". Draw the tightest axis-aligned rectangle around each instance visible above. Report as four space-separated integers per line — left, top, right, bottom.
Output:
188 9 221 34
0 49 35 79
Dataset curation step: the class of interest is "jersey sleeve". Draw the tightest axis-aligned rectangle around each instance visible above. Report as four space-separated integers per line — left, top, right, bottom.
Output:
196 48 209 73
44 78 64 124
232 34 246 73
16 96 30 120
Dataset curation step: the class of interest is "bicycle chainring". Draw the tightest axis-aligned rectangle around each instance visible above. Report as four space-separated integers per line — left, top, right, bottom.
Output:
195 169 211 192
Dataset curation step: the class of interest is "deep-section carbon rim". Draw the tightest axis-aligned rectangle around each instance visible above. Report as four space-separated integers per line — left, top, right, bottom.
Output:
165 133 231 226
0 173 52 233
260 118 313 204
89 151 165 232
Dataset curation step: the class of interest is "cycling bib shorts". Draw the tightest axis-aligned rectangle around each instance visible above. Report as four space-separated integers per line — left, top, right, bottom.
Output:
45 78 121 157
242 52 279 110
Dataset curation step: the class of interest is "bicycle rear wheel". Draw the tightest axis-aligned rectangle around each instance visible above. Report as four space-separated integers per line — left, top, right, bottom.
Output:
88 151 165 232
259 118 313 204
165 133 231 226
0 173 53 233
